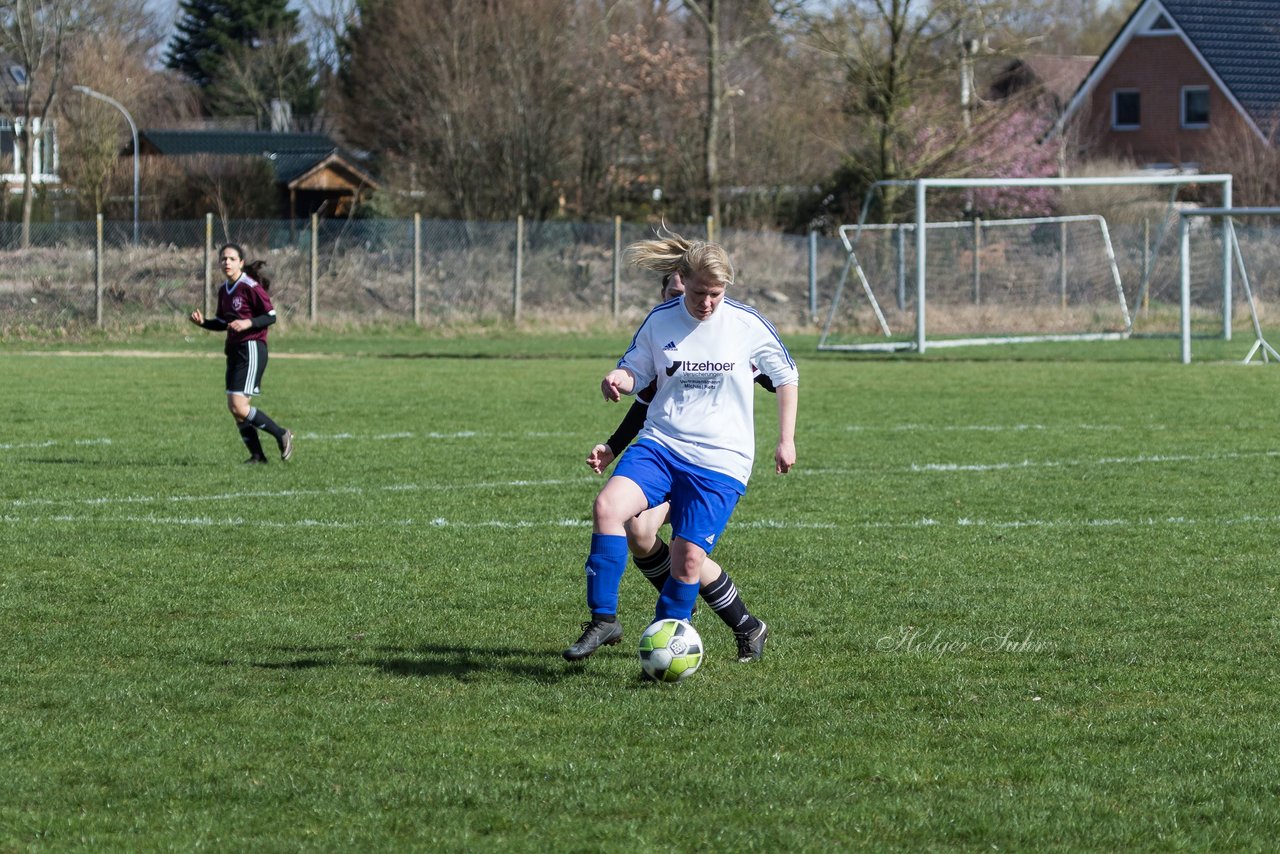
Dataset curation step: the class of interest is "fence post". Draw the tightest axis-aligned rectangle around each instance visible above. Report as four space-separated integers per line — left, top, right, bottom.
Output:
513 215 524 322
972 217 982 305
896 224 907 310
706 216 715 242
612 216 621 321
203 213 213 315
413 213 422 325
807 230 817 324
94 214 104 328
309 213 318 322
1059 219 1068 309
1142 217 1151 311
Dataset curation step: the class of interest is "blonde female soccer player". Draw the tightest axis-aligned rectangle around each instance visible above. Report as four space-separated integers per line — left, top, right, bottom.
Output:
583 271 778 662
564 231 798 663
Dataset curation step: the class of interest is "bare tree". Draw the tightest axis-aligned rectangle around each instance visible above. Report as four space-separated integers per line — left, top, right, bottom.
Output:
0 0 81 247
338 0 582 220
680 0 804 227
798 0 1052 222
58 0 196 222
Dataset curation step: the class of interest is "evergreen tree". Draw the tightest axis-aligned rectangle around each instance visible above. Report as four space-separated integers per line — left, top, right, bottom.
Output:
166 0 317 121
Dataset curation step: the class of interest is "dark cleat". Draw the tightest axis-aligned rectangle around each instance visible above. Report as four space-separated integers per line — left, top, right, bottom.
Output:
278 429 294 461
735 620 769 662
563 619 623 661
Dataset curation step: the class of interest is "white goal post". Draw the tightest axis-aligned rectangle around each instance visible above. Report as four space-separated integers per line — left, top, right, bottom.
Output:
1179 207 1280 365
819 174 1234 354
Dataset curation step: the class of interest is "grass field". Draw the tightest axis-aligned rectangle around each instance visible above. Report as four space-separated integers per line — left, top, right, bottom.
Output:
2 327 1278 851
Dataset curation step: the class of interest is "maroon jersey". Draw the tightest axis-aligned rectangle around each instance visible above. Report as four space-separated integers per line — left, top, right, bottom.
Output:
215 275 275 344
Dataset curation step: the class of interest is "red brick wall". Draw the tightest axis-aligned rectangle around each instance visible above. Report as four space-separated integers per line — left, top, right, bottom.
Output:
1082 33 1247 165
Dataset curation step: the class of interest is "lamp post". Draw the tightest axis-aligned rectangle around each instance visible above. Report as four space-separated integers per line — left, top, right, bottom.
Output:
72 85 139 245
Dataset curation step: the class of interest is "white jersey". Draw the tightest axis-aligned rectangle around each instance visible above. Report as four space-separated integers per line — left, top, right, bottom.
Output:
618 296 798 486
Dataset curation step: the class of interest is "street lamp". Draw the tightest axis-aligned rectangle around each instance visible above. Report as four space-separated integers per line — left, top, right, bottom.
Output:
72 84 139 245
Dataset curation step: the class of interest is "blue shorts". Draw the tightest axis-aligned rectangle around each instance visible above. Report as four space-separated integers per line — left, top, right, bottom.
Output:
613 439 745 554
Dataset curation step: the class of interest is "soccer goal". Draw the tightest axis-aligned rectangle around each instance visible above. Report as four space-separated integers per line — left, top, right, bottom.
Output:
1178 207 1280 365
818 174 1234 354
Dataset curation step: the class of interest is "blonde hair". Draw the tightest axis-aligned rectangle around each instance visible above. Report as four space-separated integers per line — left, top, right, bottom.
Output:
625 227 734 289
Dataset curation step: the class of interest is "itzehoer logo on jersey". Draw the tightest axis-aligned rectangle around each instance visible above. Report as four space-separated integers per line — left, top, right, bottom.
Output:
666 360 736 377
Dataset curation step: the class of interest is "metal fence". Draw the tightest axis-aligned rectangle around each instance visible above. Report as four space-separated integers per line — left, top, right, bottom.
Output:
0 215 844 333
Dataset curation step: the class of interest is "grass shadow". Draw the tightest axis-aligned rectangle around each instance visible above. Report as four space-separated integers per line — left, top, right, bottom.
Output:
224 642 583 682
371 642 577 682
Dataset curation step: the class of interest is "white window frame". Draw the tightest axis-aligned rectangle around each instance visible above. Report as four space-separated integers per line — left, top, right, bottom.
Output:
1112 89 1141 130
1181 86 1210 129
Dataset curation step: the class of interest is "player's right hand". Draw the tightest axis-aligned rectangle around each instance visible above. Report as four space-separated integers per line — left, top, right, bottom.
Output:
586 443 615 474
189 309 203 325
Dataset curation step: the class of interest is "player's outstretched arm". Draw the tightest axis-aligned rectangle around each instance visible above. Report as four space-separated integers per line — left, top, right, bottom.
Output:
774 382 798 474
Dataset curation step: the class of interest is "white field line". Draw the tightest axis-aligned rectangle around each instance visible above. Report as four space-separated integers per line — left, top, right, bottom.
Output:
799 448 1280 477
0 438 113 451
6 445 1276 511
301 431 482 441
4 479 583 509
844 423 1145 433
4 512 1280 531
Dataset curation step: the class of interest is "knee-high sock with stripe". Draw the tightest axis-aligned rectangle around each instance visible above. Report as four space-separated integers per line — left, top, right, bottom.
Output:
634 538 671 593
700 570 761 636
246 406 286 441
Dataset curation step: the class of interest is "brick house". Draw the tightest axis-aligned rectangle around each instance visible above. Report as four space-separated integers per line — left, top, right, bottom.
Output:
1055 0 1280 168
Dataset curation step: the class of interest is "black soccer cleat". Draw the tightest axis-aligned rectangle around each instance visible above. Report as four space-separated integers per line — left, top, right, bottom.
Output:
278 429 294 462
243 455 269 465
563 619 623 661
735 620 769 662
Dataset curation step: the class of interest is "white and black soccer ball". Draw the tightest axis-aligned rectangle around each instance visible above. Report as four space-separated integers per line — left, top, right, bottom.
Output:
637 618 703 683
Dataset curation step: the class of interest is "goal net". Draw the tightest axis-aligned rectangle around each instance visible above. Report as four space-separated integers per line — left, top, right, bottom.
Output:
1177 207 1280 364
818 174 1234 353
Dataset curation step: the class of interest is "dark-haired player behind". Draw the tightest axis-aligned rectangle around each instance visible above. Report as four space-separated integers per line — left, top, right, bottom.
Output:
189 242 294 464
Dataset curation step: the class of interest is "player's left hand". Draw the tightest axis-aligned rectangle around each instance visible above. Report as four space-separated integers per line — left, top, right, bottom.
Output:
775 439 796 474
228 319 252 332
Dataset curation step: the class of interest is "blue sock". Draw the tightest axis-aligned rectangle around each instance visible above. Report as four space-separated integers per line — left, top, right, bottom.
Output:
656 576 700 621
585 533 628 618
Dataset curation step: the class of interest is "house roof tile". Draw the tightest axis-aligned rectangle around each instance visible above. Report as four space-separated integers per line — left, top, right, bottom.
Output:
1161 0 1280 130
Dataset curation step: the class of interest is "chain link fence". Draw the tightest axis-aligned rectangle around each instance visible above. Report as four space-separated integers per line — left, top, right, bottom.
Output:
0 217 845 334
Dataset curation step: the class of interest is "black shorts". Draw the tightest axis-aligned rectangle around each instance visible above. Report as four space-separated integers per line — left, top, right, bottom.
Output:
225 340 268 397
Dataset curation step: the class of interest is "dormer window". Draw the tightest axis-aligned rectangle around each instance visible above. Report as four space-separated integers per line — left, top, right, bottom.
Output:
8 65 26 86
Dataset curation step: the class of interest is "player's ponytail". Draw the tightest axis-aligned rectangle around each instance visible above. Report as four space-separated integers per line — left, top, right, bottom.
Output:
244 260 271 292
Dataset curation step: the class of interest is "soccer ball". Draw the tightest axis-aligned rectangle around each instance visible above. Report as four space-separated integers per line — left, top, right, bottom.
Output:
637 618 703 683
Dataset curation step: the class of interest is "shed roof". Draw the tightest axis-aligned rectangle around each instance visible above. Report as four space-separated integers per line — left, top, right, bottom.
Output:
136 129 377 188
